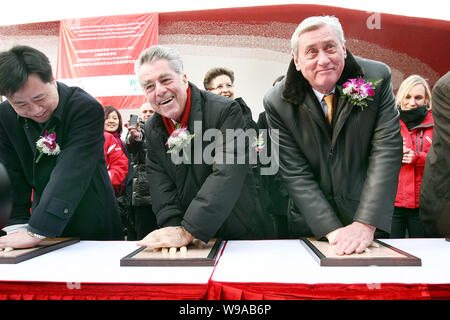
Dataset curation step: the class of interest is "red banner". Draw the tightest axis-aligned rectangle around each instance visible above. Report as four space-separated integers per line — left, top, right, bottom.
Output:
56 13 158 109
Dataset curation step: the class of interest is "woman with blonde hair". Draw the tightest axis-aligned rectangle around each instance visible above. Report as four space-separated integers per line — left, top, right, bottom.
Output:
391 75 433 238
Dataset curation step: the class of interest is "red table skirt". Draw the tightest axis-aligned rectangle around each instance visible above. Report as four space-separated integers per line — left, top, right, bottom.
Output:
0 281 207 300
1 281 449 300
206 281 450 300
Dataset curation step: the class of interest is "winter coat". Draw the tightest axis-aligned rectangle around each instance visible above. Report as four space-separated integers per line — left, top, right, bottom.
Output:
126 120 152 207
234 97 258 131
143 82 275 242
395 111 434 208
104 131 129 192
0 82 123 239
264 51 403 238
420 71 450 237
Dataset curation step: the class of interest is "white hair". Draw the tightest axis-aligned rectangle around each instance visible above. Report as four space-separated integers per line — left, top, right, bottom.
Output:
134 45 184 76
291 16 346 57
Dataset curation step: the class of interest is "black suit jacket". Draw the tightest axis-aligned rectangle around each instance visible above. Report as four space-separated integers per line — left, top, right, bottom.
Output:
264 52 403 238
144 83 275 242
0 82 123 240
420 71 450 237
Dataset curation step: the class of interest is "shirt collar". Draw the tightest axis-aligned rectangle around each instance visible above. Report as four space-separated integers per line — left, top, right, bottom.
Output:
312 87 336 103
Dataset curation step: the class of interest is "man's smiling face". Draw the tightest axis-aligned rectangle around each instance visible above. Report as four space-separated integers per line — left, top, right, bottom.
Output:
7 73 59 123
293 24 347 94
138 59 188 122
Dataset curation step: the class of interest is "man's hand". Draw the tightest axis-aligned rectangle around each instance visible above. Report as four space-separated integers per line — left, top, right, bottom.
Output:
326 221 376 255
0 229 43 249
124 121 142 141
136 226 194 249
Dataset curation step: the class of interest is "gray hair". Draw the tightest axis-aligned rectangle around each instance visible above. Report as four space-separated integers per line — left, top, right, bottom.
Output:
291 16 346 57
134 45 184 76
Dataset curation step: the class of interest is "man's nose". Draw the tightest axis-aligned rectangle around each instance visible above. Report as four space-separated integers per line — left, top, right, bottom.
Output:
28 102 43 116
155 82 166 96
317 50 331 65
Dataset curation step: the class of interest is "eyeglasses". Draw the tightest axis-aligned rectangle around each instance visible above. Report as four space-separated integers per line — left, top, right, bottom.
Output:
210 83 233 91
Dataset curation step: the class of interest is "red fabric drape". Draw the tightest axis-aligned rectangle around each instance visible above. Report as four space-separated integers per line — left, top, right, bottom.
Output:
1 281 449 300
0 282 207 300
206 282 450 300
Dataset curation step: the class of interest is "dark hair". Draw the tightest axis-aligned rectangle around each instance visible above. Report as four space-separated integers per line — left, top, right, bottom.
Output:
0 45 53 97
203 67 235 90
104 105 123 134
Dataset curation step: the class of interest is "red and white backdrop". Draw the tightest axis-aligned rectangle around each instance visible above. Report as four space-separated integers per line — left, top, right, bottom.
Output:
0 4 449 118
56 13 158 110
158 4 449 116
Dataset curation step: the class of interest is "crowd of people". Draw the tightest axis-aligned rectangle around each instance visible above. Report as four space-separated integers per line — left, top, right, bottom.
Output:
0 15 448 255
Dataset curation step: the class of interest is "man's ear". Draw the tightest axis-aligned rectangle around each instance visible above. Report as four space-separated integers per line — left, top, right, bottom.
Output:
292 52 301 72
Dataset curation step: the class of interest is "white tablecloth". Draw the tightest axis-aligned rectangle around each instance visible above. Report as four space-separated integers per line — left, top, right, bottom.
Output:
211 238 450 284
0 241 214 284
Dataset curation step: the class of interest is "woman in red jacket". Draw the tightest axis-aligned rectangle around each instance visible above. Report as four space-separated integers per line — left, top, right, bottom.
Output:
391 75 434 238
104 131 129 193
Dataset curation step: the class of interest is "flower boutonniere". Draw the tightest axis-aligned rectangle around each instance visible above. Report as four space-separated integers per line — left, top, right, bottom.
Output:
165 124 195 156
339 77 382 110
35 128 61 163
252 132 265 154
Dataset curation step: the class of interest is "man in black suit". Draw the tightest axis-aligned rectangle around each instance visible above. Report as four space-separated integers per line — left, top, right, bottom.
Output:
0 46 122 249
264 16 402 254
420 71 450 237
135 45 274 249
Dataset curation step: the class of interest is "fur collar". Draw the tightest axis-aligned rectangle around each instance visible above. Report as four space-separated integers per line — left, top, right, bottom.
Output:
281 50 364 105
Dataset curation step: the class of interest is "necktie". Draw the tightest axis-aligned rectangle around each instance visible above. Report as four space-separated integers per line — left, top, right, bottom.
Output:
324 94 334 125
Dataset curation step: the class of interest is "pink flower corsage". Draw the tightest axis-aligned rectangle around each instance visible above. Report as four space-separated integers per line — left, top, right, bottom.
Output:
341 77 382 109
35 129 60 163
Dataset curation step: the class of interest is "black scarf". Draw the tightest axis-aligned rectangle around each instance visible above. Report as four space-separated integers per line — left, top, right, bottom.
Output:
399 105 428 131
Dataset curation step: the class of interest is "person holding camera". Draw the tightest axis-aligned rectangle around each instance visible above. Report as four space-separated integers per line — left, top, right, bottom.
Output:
125 102 157 240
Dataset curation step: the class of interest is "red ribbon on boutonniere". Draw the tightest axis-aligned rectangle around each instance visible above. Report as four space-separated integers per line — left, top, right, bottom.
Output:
162 86 192 136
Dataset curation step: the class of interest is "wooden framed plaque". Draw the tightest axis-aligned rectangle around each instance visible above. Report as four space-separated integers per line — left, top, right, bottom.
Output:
0 238 79 264
300 238 421 267
120 238 223 267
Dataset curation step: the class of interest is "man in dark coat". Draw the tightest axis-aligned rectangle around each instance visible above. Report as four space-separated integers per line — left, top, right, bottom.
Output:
125 102 157 240
0 46 123 249
135 45 275 249
264 16 402 255
420 71 450 237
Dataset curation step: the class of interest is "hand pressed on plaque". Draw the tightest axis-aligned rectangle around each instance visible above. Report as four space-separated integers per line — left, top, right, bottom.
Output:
326 221 378 255
0 229 42 250
136 226 194 251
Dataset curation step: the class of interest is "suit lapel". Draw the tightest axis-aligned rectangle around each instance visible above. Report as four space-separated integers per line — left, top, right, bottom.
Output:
23 119 41 161
302 91 331 137
184 83 204 189
332 94 353 147
22 118 59 192
158 84 203 190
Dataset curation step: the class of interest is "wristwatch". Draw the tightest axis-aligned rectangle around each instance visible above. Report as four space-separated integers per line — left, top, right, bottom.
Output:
27 230 46 239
